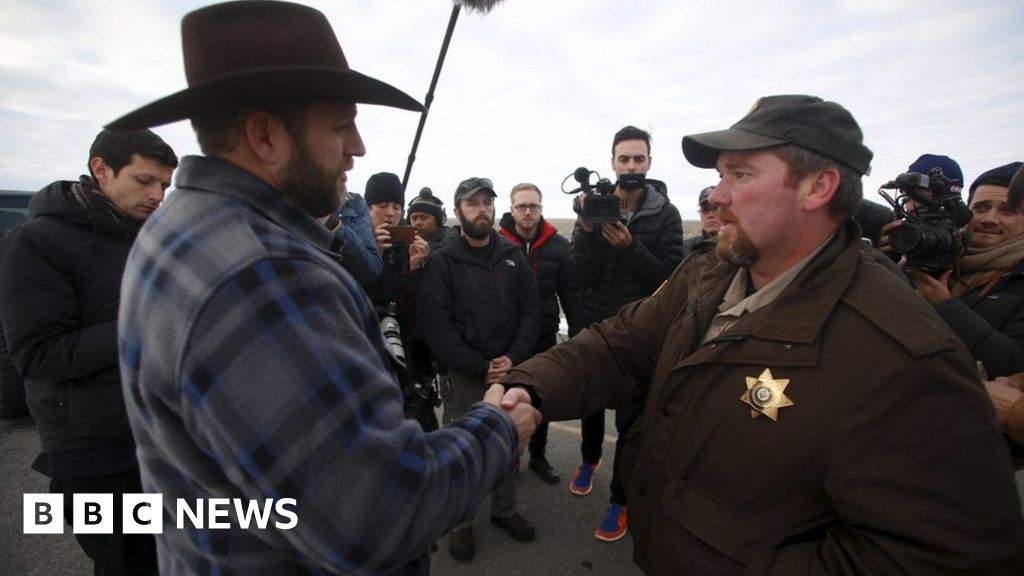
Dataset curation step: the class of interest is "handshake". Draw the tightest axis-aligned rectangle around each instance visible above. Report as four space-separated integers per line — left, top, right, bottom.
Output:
483 384 542 454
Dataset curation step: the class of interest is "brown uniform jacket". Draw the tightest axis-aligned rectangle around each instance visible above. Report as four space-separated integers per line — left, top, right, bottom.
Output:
504 220 1024 575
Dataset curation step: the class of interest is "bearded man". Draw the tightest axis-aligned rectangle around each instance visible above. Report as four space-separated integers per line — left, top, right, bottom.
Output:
108 3 539 574
501 95 1024 574
417 177 540 560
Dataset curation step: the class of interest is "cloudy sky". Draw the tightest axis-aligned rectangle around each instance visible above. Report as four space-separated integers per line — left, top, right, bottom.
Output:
1 0 1022 220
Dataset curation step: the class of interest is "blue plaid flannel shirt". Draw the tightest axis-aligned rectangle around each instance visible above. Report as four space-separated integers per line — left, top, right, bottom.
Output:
119 156 519 575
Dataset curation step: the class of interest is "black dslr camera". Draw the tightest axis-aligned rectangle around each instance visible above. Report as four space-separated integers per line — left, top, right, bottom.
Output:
403 377 441 422
565 167 624 225
879 167 972 276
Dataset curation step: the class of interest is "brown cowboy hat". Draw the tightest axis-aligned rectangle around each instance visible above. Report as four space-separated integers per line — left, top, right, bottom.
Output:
106 0 423 131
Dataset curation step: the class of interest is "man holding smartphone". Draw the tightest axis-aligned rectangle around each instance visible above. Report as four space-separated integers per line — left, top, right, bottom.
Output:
364 172 436 429
365 171 429 265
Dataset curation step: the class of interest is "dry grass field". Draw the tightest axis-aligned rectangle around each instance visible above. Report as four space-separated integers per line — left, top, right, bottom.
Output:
545 218 701 239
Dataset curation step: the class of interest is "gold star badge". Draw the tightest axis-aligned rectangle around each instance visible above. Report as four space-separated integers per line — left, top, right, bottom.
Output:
740 369 793 422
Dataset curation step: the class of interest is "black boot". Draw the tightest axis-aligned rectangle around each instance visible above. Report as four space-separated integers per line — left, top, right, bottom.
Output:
528 456 560 484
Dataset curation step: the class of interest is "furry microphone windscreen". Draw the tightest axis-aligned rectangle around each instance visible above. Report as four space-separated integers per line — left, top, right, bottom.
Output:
455 0 506 14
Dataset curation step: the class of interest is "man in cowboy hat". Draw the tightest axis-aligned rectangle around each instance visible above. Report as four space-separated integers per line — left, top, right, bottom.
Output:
109 2 539 574
501 95 1024 573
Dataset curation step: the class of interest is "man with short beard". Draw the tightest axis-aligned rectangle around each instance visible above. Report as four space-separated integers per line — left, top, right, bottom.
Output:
418 177 540 561
501 95 1024 573
106 3 540 574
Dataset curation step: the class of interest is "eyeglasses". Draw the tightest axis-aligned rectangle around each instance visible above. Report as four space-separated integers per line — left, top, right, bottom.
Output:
699 204 718 215
513 203 542 213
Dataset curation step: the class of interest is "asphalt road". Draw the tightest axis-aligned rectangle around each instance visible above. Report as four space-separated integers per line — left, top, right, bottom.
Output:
1 410 642 575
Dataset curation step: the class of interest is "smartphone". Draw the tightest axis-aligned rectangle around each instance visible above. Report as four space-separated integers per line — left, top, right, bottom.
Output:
384 225 417 245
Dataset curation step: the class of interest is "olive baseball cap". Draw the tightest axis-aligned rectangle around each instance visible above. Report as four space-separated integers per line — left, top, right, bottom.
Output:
682 94 873 176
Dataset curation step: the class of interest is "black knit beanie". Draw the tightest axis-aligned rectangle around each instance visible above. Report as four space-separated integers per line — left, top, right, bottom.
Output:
365 172 405 206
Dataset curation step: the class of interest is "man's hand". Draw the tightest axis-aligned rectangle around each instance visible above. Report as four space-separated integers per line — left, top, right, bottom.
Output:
486 355 513 384
499 386 532 411
909 269 952 306
983 377 1024 429
877 219 902 254
601 221 633 250
575 193 594 233
374 223 392 253
483 384 541 454
409 235 429 270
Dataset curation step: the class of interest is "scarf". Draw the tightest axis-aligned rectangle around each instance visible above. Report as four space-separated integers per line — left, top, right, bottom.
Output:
65 174 141 229
953 233 1024 298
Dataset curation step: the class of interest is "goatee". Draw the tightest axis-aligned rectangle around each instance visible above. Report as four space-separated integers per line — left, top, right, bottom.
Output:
716 227 759 267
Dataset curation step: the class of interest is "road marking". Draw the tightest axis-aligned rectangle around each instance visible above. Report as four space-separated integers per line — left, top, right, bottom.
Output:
549 421 618 445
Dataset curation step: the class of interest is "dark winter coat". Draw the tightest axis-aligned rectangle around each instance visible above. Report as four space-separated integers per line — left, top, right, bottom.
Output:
936 258 1024 377
572 184 685 323
422 226 450 252
682 230 717 258
506 220 1024 574
0 180 138 464
499 214 585 339
417 229 539 378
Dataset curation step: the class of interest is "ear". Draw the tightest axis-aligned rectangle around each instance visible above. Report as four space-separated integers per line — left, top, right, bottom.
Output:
800 167 840 213
89 157 112 189
242 110 290 168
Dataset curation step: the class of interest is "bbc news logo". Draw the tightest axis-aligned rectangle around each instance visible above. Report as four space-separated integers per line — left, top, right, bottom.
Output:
23 494 297 534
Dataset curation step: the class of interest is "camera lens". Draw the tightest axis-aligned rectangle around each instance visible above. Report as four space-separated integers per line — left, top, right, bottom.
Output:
889 223 923 254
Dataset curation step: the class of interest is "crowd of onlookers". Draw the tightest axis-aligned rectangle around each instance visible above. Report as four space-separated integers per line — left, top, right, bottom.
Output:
1 120 1022 572
1 1 1022 574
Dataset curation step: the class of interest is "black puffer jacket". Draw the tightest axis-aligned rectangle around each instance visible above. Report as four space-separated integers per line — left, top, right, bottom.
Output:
572 185 685 323
417 229 539 378
499 214 585 339
935 259 1024 377
0 180 137 457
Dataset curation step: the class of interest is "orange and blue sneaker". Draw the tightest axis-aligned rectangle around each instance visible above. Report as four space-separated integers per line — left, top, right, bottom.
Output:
569 460 600 496
594 503 628 542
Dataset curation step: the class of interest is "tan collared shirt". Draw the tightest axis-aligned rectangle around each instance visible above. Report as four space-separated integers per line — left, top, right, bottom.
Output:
702 236 834 342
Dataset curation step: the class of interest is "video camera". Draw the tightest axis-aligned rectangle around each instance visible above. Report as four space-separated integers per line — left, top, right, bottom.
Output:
563 167 626 225
878 167 972 276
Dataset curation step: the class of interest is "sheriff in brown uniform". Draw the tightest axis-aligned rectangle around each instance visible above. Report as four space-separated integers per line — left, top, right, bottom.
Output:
502 95 1024 575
